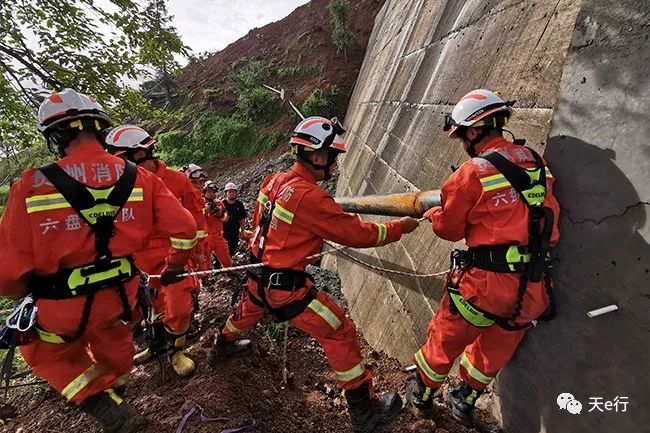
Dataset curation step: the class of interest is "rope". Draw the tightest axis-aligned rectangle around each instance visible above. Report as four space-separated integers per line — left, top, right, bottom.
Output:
176 404 256 433
149 217 447 280
324 241 447 278
148 244 349 279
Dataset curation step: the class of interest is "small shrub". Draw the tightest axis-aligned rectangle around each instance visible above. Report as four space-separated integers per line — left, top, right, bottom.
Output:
300 85 340 119
329 0 355 58
235 87 279 123
276 64 323 80
228 59 269 95
157 113 286 166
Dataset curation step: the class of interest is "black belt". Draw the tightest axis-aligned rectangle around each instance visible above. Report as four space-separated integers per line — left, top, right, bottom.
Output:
461 245 530 273
247 266 308 291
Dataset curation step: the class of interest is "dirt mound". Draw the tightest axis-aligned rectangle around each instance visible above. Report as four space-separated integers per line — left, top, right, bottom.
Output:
178 0 386 116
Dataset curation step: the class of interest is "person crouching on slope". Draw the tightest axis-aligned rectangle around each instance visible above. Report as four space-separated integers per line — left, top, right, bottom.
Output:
208 116 420 433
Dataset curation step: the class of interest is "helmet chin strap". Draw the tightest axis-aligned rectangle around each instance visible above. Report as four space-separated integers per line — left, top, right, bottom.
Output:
297 147 339 180
459 128 491 157
124 148 157 165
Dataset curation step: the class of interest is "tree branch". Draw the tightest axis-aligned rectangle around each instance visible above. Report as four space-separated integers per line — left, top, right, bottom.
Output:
0 44 63 89
0 60 40 110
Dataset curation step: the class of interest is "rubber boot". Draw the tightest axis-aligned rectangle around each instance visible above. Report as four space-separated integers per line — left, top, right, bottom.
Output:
133 321 166 365
344 383 403 433
79 389 142 433
207 330 252 365
447 381 483 427
165 329 196 377
405 373 436 418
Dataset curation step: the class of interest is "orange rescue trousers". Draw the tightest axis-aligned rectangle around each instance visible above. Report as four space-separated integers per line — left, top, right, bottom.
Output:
222 278 372 391
413 294 528 391
137 247 196 333
206 235 232 269
20 285 138 404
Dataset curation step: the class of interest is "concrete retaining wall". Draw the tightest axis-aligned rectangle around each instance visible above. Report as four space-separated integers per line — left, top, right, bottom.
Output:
327 0 650 431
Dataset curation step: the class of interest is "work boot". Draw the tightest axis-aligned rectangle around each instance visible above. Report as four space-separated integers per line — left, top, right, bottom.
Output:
207 330 252 365
165 329 196 377
447 381 483 427
344 383 403 433
406 373 436 418
79 389 142 433
133 321 165 365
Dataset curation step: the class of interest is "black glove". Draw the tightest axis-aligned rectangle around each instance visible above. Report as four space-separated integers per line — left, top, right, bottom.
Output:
160 265 186 286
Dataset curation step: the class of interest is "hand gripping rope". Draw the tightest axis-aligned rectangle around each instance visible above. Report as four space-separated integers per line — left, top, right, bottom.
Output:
148 220 447 280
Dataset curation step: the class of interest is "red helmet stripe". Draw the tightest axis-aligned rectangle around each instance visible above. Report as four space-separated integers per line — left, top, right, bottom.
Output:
460 92 488 102
300 118 327 129
290 136 316 147
48 94 64 103
113 126 145 142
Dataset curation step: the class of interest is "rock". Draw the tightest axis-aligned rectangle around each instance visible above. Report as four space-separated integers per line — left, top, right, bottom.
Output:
434 428 449 433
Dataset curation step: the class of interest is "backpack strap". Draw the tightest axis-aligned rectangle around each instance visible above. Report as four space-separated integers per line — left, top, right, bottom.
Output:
35 161 138 341
39 161 137 260
480 147 547 209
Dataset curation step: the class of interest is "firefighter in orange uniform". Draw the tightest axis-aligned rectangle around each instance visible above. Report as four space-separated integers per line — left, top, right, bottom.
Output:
406 89 560 426
202 180 232 269
208 116 420 433
0 89 197 432
105 125 206 377
184 164 210 272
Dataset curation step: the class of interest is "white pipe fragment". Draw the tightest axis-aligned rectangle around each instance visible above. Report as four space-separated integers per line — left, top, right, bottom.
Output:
405 364 417 372
587 304 618 318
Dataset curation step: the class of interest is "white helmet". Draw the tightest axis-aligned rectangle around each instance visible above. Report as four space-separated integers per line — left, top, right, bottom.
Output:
185 164 207 180
443 89 513 138
105 125 155 153
224 182 238 192
38 89 113 156
289 116 346 153
38 88 112 133
203 180 218 191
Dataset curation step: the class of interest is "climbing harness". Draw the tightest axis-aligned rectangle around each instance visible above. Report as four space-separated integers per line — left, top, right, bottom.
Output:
446 146 557 331
27 161 139 343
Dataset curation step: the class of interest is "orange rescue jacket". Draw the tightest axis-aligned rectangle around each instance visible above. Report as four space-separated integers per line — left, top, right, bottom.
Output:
0 140 197 298
251 162 403 271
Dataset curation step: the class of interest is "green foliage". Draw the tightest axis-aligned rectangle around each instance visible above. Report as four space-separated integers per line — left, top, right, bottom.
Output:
0 184 9 214
0 144 53 213
235 87 279 123
157 113 286 167
300 86 341 119
0 0 188 150
228 59 280 124
329 0 355 57
264 322 286 348
227 59 269 95
276 64 324 80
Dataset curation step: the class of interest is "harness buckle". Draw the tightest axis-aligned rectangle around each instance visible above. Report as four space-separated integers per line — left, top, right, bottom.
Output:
268 272 282 287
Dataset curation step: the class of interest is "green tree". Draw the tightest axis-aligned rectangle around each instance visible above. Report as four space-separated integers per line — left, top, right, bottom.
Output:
0 0 189 151
329 0 354 59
